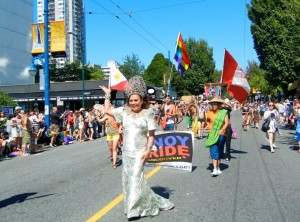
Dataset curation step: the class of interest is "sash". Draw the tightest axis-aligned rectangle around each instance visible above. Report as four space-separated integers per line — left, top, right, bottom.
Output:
108 116 123 144
205 110 227 148
108 116 119 130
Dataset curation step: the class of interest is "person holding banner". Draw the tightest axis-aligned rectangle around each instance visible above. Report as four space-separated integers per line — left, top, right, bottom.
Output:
205 97 229 176
100 76 174 221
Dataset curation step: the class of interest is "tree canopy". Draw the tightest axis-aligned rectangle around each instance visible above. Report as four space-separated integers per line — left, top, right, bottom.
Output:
143 53 169 87
178 37 215 96
0 91 18 107
49 62 104 82
119 53 145 79
140 38 215 97
247 0 300 90
246 60 272 96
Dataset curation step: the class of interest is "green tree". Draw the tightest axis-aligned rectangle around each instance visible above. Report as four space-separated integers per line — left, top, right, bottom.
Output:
211 69 222 84
177 37 215 96
49 62 92 82
246 60 272 96
89 65 104 80
143 53 169 87
0 91 18 106
120 53 145 79
247 0 300 93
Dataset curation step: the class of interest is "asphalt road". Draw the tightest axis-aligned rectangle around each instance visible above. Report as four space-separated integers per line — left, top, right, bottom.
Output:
0 110 299 222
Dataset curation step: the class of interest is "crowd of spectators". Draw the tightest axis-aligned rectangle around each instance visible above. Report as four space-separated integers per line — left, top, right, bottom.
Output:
0 105 106 159
1 96 299 159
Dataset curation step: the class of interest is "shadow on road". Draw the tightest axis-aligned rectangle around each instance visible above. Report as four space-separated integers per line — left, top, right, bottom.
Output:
230 149 248 154
191 166 197 172
0 193 55 208
152 186 174 199
260 145 271 152
206 163 229 172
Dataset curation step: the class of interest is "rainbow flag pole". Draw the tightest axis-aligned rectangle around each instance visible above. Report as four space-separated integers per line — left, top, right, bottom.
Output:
173 32 191 77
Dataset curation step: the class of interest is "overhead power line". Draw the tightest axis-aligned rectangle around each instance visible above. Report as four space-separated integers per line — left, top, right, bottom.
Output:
91 0 164 53
109 0 169 51
87 1 204 15
129 0 204 14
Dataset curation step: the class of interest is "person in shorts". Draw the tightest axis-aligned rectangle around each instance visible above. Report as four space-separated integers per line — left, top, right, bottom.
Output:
50 107 66 147
98 107 121 169
197 102 207 139
205 97 229 176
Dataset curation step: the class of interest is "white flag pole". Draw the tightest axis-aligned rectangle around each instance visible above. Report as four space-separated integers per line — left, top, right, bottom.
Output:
220 48 226 84
108 66 112 89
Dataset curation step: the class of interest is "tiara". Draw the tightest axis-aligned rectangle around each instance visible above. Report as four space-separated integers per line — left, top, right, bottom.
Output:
124 75 147 98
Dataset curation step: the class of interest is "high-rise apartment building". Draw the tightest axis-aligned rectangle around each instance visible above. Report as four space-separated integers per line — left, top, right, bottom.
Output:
34 0 86 68
0 0 32 85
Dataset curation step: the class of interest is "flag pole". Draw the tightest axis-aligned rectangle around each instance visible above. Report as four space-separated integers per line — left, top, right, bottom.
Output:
167 50 173 96
171 32 180 73
168 32 181 96
108 67 111 89
220 48 226 84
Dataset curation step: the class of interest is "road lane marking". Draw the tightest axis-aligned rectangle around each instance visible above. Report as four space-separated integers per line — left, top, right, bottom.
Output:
86 165 162 222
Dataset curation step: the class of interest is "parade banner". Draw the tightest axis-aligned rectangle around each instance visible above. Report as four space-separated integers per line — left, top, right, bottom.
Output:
146 131 194 172
31 23 44 54
203 83 221 97
50 21 66 55
1 106 14 118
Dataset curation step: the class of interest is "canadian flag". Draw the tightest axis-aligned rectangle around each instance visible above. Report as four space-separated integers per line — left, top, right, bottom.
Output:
221 50 251 103
109 65 128 91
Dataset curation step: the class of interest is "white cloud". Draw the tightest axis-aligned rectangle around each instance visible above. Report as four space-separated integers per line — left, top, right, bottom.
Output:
0 58 9 75
18 66 30 79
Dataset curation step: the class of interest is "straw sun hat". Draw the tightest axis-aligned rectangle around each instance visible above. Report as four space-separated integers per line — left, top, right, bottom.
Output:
208 97 226 105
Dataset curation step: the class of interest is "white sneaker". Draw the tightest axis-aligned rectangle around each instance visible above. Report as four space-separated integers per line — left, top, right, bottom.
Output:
49 143 54 148
211 169 218 176
273 143 277 148
217 168 222 175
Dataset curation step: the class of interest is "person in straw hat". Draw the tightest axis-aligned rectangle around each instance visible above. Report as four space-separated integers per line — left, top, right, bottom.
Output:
100 76 174 220
205 97 229 176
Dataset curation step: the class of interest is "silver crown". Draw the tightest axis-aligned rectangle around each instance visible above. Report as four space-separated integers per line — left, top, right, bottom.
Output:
124 75 147 98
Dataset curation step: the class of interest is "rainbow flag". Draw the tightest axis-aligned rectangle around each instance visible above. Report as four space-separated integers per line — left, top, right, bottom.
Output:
174 33 191 76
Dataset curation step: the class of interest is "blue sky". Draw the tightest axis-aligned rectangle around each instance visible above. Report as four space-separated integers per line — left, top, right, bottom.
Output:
85 0 258 72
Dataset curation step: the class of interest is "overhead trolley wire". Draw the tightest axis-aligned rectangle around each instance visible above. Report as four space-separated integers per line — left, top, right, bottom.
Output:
91 0 165 54
129 0 204 14
109 0 169 51
87 1 204 15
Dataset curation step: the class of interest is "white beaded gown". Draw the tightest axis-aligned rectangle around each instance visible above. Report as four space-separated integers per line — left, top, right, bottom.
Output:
113 106 174 219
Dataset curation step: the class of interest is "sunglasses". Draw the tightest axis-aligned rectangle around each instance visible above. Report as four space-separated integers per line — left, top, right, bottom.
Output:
211 103 219 106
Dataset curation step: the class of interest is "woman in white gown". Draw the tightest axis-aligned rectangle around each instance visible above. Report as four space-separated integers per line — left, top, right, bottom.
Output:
100 76 174 220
